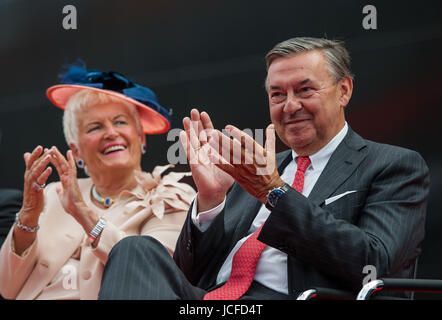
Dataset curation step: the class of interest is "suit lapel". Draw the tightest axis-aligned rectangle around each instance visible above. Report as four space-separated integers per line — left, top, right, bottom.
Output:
230 127 367 238
308 127 367 206
231 150 293 241
276 150 294 175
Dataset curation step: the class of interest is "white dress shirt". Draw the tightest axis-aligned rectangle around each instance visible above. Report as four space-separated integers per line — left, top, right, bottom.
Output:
191 123 349 294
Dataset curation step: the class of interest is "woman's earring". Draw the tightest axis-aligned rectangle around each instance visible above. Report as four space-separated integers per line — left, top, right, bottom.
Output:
141 145 146 155
76 159 85 168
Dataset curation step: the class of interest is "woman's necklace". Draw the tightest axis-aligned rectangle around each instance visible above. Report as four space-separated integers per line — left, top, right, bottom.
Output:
91 185 114 208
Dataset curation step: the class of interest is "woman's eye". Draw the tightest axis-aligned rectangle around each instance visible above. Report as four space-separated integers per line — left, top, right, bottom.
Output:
115 120 127 125
87 126 100 133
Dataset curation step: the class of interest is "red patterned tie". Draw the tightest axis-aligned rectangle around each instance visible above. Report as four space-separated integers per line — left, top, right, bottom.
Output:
204 156 311 300
292 156 311 190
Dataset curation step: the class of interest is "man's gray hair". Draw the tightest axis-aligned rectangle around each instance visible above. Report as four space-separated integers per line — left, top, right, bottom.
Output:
265 37 354 83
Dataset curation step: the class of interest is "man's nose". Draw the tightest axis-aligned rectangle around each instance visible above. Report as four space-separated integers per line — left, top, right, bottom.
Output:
283 93 302 114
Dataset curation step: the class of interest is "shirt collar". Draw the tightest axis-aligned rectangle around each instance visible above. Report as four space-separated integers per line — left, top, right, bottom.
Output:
291 122 348 171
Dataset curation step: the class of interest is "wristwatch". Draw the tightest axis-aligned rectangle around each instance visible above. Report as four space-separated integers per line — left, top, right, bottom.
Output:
265 183 291 210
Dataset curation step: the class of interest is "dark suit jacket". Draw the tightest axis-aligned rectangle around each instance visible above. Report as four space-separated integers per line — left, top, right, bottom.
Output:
0 189 22 247
174 127 430 298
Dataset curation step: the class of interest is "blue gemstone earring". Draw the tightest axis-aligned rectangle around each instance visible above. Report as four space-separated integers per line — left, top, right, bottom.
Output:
76 159 85 168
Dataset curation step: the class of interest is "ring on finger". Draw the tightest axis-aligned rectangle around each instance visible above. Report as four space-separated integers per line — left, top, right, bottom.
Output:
33 181 46 189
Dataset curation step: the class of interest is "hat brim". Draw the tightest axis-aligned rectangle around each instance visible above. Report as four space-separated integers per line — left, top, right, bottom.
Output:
46 84 171 134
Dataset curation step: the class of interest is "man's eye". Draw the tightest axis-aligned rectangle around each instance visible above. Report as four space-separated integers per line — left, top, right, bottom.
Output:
115 120 127 125
270 92 286 103
298 87 314 98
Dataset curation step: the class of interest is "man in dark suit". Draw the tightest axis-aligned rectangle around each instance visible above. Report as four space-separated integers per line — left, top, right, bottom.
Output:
0 189 22 300
0 189 22 247
99 37 429 299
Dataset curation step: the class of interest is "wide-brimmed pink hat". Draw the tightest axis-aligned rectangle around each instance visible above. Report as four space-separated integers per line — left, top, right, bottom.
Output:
47 65 172 134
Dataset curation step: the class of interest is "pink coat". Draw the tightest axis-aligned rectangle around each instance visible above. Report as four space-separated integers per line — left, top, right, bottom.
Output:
0 166 195 299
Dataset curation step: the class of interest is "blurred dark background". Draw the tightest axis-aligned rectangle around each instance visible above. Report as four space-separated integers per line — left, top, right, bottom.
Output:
0 0 441 299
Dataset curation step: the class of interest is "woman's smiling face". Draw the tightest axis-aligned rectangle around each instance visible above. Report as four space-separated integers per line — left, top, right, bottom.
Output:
73 101 144 176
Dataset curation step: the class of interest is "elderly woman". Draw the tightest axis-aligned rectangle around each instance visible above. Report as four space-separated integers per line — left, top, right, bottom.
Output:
0 65 195 299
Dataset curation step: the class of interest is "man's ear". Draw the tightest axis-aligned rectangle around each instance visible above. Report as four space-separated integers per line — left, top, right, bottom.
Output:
338 76 353 108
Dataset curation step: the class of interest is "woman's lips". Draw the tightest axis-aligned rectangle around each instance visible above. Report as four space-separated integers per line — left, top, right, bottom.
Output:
102 143 127 155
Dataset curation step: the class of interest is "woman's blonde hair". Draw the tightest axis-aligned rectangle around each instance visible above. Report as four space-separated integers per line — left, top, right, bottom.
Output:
63 89 143 147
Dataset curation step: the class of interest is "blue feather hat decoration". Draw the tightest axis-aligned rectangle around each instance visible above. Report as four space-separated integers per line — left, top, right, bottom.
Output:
47 62 172 134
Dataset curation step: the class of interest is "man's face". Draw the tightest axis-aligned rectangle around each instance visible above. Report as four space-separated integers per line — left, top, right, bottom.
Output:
266 50 353 155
